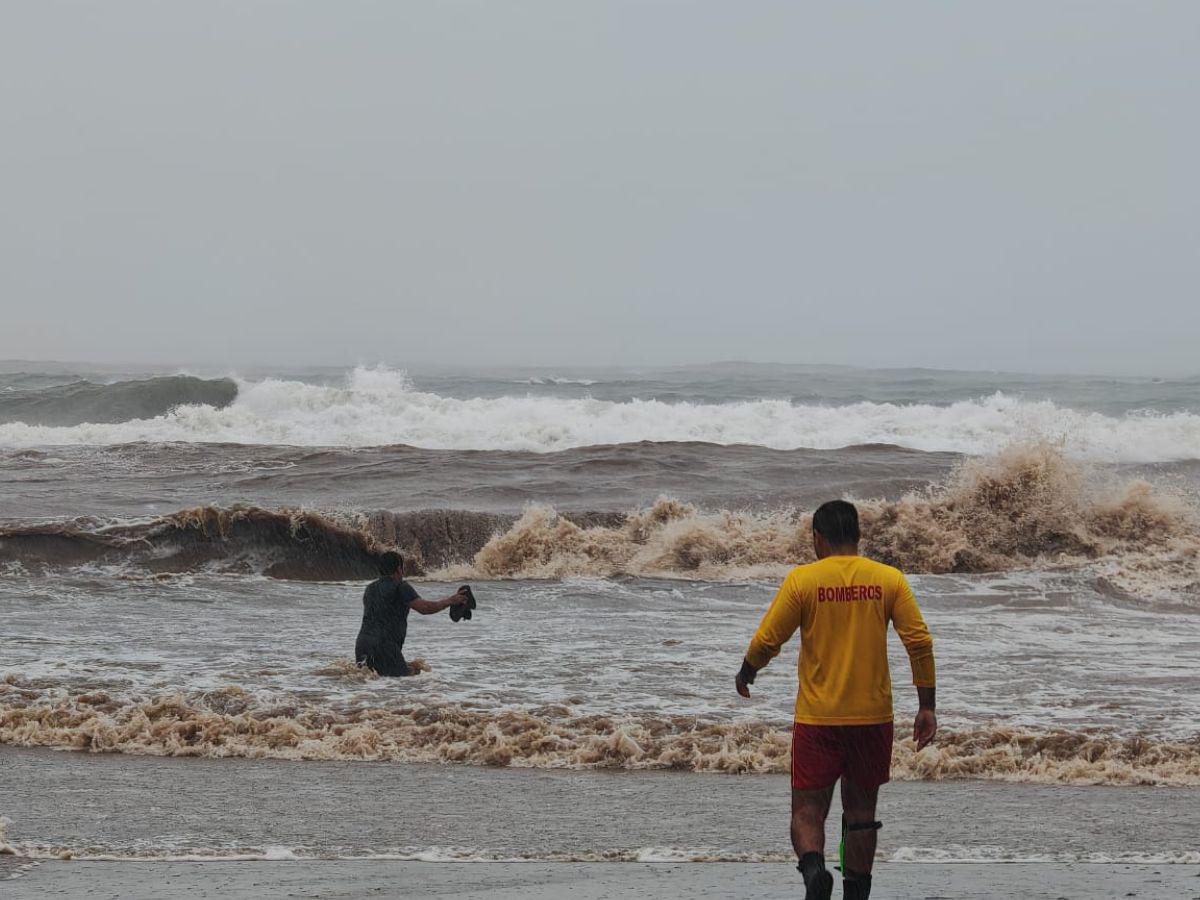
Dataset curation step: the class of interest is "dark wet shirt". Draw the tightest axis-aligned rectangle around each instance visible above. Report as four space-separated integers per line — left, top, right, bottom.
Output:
355 577 419 655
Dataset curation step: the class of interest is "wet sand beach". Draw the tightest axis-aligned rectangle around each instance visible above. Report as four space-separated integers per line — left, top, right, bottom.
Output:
3 748 1200 897
11 860 1200 899
3 747 1199 860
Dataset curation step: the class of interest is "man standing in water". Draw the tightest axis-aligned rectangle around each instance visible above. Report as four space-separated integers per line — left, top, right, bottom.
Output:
735 500 937 900
355 551 471 676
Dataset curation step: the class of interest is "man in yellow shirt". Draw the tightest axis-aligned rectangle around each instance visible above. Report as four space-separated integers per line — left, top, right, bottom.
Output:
735 500 937 900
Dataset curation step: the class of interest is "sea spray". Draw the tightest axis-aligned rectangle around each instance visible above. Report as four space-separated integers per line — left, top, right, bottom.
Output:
465 443 1198 585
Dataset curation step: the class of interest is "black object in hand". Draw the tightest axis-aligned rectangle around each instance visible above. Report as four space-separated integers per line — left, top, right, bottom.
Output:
449 585 477 622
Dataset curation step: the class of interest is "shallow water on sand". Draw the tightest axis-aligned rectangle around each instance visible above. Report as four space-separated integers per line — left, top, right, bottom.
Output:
2 570 1199 784
2 748 1198 865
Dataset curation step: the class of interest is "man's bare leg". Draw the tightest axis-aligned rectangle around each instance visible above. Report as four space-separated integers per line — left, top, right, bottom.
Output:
792 785 835 899
840 777 881 899
791 784 834 856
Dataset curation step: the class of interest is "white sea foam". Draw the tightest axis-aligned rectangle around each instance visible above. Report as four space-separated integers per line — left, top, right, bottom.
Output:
5 841 1198 865
0 817 15 856
888 846 1200 865
518 376 600 386
0 842 788 864
0 367 1198 461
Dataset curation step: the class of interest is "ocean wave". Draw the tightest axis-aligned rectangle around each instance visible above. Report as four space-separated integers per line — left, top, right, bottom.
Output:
2 682 1196 786
0 376 237 427
0 506 388 581
0 506 613 581
0 367 1197 460
1 445 1195 589
458 444 1199 598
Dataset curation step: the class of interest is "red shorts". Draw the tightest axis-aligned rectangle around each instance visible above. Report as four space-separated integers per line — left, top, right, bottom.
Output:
791 721 894 790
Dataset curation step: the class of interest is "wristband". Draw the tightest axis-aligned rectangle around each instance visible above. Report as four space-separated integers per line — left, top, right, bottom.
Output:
737 659 758 685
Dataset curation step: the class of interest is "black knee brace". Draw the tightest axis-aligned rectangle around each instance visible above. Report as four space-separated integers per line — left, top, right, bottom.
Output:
838 818 881 871
845 819 883 833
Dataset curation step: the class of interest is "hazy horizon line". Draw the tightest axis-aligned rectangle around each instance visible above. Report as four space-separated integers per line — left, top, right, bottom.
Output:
2 356 1196 383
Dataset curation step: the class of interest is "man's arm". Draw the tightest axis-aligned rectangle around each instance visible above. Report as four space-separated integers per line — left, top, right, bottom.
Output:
736 574 803 698
893 573 937 748
410 588 468 616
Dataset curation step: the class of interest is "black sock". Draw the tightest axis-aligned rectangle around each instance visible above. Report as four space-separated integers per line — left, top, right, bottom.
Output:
798 852 832 900
843 869 872 900
798 851 825 880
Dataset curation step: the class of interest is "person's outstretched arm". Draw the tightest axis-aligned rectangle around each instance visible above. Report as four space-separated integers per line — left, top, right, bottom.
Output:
892 573 937 748
736 573 803 697
410 587 469 616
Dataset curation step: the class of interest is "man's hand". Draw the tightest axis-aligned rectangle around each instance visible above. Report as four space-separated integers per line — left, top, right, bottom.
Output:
735 659 757 699
913 708 937 750
735 672 751 698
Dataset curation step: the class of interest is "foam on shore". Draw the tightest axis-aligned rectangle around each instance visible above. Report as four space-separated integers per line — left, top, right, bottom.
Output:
2 682 1197 786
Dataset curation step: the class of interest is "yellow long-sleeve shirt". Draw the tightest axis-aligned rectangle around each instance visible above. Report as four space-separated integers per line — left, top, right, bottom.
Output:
745 555 935 725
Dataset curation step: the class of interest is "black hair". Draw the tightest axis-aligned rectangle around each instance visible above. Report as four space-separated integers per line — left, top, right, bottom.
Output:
377 550 403 577
812 500 860 546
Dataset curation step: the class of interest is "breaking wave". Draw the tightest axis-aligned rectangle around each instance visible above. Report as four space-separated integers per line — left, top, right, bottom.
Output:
457 444 1199 598
0 367 1198 460
1 682 1196 786
0 376 237 427
0 506 617 580
1 444 1196 590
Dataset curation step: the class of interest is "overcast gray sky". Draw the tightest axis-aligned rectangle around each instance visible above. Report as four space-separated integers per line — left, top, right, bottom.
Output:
2 2 1197 374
